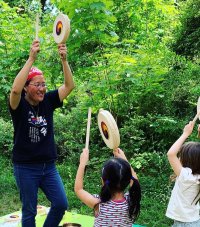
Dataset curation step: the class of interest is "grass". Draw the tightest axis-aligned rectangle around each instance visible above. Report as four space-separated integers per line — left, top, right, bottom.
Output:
0 153 174 227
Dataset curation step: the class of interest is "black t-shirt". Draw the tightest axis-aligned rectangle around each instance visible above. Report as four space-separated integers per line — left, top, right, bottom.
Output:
9 90 62 164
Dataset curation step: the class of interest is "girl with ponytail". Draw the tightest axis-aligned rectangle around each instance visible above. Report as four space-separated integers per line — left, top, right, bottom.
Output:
74 148 141 226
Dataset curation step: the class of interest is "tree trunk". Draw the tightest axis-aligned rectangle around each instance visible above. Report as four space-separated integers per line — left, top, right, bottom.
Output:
41 0 46 12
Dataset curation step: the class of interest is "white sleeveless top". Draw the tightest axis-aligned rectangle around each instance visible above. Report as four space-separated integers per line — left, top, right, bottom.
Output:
166 167 200 222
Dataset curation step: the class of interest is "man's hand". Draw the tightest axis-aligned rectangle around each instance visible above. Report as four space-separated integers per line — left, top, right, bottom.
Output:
58 43 67 60
29 40 40 62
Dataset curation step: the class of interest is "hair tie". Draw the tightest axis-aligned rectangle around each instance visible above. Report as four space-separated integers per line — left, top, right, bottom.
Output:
131 176 135 181
105 180 110 185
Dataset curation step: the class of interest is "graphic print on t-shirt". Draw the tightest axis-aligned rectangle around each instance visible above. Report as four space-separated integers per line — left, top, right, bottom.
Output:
28 110 47 143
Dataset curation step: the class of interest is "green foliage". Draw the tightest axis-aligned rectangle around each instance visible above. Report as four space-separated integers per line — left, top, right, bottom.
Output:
172 0 200 60
54 109 87 160
113 0 178 45
1 0 200 226
0 155 20 215
162 59 200 120
0 1 38 118
0 149 174 226
0 118 13 157
130 152 173 226
120 114 181 154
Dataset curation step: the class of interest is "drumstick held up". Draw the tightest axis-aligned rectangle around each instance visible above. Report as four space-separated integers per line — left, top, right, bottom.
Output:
35 14 39 40
85 107 92 149
192 112 200 123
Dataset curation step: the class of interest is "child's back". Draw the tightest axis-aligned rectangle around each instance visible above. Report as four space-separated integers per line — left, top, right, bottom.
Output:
166 167 200 222
166 122 200 226
93 193 132 226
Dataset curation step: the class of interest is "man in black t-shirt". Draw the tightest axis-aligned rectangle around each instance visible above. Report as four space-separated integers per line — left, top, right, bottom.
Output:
9 40 75 227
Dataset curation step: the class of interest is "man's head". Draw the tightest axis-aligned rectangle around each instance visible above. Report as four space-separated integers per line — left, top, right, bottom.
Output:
24 67 46 105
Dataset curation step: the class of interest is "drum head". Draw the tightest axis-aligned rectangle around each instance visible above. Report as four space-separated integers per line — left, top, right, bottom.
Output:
98 109 120 149
53 14 70 43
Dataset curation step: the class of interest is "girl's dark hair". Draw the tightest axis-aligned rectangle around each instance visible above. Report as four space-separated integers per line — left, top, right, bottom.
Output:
100 158 141 222
180 142 200 175
179 142 200 204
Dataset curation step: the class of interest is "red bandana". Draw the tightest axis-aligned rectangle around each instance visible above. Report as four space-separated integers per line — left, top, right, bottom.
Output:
27 67 43 81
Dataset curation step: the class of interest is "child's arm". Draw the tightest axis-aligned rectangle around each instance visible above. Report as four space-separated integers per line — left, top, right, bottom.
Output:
167 121 194 176
113 148 138 180
74 148 100 209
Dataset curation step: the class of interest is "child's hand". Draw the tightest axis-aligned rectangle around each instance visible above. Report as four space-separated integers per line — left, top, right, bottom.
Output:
113 148 128 161
183 121 194 137
80 148 89 166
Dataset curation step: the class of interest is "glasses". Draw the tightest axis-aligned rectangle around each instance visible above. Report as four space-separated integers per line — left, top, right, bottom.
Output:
29 83 47 88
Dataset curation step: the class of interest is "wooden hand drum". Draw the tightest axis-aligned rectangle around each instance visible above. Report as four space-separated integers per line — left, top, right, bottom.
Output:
98 109 120 149
53 14 70 44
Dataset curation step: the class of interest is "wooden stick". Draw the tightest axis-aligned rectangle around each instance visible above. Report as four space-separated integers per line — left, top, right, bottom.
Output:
192 111 200 123
198 131 200 139
194 97 200 138
192 111 200 138
35 14 39 40
85 107 92 149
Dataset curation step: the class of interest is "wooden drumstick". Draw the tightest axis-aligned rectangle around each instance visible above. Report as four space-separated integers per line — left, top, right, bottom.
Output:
195 113 200 138
192 112 200 124
85 107 92 149
192 112 200 138
193 97 200 138
198 126 200 138
35 14 39 40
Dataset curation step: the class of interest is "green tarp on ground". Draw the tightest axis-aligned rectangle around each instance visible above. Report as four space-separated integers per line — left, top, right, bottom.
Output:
0 208 145 227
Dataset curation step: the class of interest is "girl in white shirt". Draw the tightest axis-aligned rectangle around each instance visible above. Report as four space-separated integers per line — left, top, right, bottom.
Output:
166 121 200 227
74 148 141 227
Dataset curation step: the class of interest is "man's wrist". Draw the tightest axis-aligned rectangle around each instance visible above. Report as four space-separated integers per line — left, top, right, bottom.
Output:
79 162 87 168
61 57 67 62
27 57 35 64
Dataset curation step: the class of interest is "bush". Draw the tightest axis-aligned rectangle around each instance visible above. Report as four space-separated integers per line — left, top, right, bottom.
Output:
130 151 173 227
0 118 13 157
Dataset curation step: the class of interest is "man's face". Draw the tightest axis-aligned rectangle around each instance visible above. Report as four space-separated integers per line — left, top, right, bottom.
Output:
25 75 46 105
